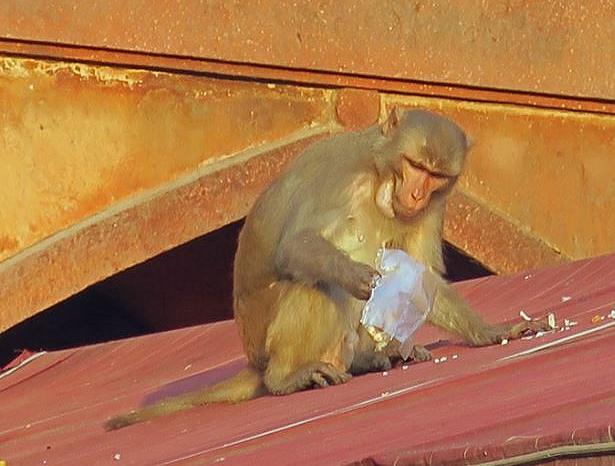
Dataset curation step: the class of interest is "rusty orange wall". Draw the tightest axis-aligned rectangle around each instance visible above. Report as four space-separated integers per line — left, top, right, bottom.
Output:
0 57 336 262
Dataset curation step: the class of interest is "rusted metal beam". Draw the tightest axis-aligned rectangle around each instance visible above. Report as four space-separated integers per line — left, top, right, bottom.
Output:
1 1 613 101
1 38 614 117
445 192 568 275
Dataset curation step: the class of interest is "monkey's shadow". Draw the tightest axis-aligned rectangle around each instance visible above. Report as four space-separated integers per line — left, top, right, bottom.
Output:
141 358 247 407
140 339 455 407
423 339 452 351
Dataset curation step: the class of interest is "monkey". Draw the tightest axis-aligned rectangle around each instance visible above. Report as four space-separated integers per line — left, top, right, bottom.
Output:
106 108 549 430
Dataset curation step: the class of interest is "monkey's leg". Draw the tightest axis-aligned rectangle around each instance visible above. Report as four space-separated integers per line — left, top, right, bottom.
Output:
350 325 392 375
428 281 551 346
350 351 392 375
263 283 354 395
276 230 379 300
407 344 432 362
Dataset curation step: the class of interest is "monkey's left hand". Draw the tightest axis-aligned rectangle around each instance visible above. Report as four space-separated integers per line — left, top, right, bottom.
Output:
472 318 553 346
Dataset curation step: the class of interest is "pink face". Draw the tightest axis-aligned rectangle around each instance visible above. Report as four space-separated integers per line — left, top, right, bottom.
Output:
392 156 451 220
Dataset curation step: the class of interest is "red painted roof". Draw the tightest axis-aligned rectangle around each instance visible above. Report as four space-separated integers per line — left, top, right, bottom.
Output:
2 254 615 465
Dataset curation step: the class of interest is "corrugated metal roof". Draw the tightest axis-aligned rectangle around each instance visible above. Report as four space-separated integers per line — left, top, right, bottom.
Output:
2 253 615 465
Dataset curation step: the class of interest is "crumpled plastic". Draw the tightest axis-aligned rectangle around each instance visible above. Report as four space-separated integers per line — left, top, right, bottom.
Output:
361 248 439 360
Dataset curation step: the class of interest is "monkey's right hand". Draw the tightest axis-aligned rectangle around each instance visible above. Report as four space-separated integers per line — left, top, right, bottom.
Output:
340 261 380 300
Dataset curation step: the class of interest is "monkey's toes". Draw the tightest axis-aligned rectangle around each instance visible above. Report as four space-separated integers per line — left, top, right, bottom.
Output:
409 345 432 362
308 362 351 388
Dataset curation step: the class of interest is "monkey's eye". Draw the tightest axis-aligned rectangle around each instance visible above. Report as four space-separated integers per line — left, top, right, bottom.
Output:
402 156 422 170
431 173 451 190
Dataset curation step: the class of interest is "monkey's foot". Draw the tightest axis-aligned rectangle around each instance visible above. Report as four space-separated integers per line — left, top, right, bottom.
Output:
350 351 392 375
408 344 432 362
268 362 352 395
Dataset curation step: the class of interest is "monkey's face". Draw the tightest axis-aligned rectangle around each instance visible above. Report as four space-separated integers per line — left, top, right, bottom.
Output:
376 155 452 221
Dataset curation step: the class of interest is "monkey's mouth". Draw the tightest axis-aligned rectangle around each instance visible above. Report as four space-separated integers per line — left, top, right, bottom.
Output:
392 198 420 221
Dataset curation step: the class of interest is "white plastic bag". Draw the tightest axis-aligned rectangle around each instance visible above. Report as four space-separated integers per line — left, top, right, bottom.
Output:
361 248 439 360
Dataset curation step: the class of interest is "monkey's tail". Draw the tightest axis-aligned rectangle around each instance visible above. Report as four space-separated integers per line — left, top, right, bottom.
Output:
105 366 266 431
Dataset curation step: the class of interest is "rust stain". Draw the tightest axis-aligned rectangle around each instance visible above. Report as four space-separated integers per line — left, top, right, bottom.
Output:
0 235 18 254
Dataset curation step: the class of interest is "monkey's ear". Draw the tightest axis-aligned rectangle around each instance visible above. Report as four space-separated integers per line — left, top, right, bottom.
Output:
381 107 404 136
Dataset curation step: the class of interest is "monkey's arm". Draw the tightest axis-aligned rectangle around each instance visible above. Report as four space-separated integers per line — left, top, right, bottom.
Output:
275 230 379 300
427 280 551 346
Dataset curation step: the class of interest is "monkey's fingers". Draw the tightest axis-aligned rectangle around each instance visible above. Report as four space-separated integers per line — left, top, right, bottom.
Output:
344 263 380 300
508 318 553 339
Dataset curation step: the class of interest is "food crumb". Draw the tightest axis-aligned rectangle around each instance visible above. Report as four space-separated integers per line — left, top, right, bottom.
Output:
402 365 409 370
113 453 121 461
609 310 615 319
382 371 389 376
535 331 544 338
524 275 531 280
184 364 192 371
561 296 572 302
452 354 459 359
440 356 448 362
434 358 440 364
548 313 556 329
381 391 390 397
592 315 602 324
501 338 509 345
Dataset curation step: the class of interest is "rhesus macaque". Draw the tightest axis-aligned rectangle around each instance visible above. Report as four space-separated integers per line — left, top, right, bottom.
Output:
106 108 548 430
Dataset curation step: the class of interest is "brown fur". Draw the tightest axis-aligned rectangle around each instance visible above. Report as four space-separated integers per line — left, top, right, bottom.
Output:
105 109 548 430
